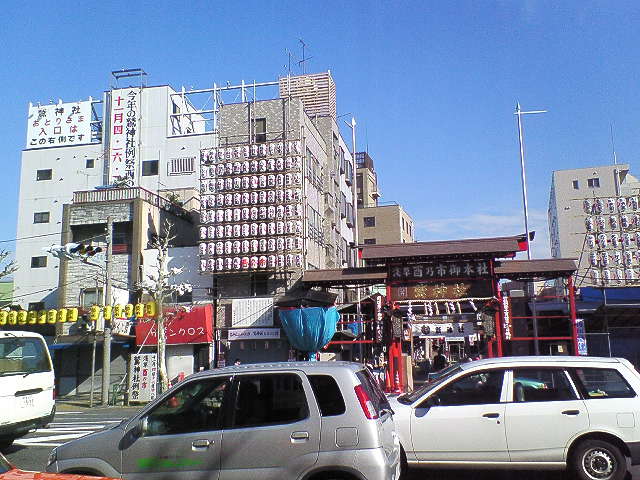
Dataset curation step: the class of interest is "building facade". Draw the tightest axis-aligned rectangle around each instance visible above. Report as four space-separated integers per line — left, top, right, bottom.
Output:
549 164 640 287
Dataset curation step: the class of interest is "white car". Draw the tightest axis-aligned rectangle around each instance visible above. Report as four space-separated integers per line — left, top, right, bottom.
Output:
389 356 640 480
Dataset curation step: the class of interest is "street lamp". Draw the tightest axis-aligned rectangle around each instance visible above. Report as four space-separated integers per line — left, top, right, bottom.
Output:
514 103 546 356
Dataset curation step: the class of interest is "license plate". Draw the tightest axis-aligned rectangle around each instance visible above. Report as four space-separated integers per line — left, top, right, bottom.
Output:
19 395 35 408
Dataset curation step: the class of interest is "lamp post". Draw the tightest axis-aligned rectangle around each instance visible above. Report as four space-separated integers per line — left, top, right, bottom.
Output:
514 103 546 355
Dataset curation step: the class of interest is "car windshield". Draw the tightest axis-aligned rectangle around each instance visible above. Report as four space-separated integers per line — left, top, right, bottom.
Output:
397 365 463 404
0 453 11 473
0 337 51 376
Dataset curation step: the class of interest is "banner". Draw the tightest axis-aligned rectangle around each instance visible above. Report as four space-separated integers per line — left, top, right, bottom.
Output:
231 298 274 327
26 100 93 149
228 328 280 341
129 353 157 402
109 88 140 185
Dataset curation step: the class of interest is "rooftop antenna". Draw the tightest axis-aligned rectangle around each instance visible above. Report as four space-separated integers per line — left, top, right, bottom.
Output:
285 49 293 76
298 39 313 74
610 123 618 166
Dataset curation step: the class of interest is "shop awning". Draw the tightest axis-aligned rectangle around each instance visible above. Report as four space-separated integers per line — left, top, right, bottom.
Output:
301 267 387 287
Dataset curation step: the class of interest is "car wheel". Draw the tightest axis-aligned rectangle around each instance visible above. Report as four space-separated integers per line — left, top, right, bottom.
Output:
572 439 628 480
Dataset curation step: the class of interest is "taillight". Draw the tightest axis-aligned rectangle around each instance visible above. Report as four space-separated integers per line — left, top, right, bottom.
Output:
354 384 378 419
52 389 56 400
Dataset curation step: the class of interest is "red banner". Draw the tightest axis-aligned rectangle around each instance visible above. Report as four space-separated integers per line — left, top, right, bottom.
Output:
135 305 213 346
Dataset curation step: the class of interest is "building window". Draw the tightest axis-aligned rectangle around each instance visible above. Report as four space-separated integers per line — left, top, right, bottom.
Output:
81 288 103 308
142 160 159 176
572 180 579 189
253 118 266 143
28 302 45 311
168 156 195 175
364 238 377 245
33 212 50 224
31 256 47 268
86 159 95 168
363 216 376 227
588 178 600 188
36 169 52 181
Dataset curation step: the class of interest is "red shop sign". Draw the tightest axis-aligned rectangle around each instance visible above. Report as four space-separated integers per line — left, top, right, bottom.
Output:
136 305 213 346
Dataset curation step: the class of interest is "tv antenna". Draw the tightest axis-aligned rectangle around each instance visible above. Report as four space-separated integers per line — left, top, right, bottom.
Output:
298 39 313 74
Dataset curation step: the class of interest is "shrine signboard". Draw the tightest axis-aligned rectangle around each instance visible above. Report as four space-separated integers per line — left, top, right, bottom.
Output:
388 260 491 282
390 281 493 301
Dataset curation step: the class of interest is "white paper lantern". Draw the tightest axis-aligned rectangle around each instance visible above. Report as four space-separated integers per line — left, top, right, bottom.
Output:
625 251 633 266
242 208 250 221
250 159 258 172
623 233 631 247
200 259 207 272
285 157 292 169
269 206 277 219
276 190 284 203
216 258 224 271
610 216 619 230
217 226 224 238
259 239 267 252
208 242 216 255
243 146 250 158
233 178 241 190
216 164 225 176
208 226 216 239
608 198 616 213
232 241 241 254
267 190 276 203
277 255 285 268
293 173 302 185
276 205 285 219
269 238 277 251
268 222 276 235
259 191 267 204
295 254 302 267
251 144 259 157
225 258 233 270
250 207 258 220
277 222 285 235
268 255 276 268
241 257 250 269
224 194 233 206
268 158 275 171
296 237 304 250
225 178 233 190
614 251 622 265
239 177 248 190
216 194 224 206
259 223 267 236
250 223 258 236
259 144 267 157
286 237 294 250
224 241 232 255
596 216 606 231
233 257 242 270
233 225 241 237
216 242 224 255
208 259 215 272
295 221 303 234
276 237 285 251
591 270 601 283
285 189 293 202
259 159 267 172
242 192 250 205
259 256 268 268
598 233 607 248
611 233 620 248
199 227 207 239
199 243 207 256
286 254 294 267
250 256 259 269
618 198 627 212
276 157 284 170
242 161 250 174
285 173 292 186
225 162 233 175
269 142 276 155
267 174 275 187
589 252 598 267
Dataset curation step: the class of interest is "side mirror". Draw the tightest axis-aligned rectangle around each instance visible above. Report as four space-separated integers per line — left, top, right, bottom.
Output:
132 417 149 438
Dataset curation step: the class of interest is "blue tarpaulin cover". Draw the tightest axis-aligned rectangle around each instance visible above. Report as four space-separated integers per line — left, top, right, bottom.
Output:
279 306 339 358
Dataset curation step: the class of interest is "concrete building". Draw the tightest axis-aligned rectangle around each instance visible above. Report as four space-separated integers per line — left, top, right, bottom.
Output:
548 163 640 287
354 151 414 245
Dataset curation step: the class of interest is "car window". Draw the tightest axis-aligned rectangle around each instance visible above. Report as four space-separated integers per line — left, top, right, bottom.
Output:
230 373 309 428
425 370 504 406
399 365 463 404
512 368 577 402
144 376 230 436
308 374 346 416
572 368 636 399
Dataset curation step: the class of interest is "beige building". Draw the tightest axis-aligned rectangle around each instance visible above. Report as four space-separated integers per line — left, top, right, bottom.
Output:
355 151 414 245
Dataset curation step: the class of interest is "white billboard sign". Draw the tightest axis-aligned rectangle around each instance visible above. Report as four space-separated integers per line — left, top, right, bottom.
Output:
231 298 274 327
109 88 140 185
129 353 157 402
26 100 93 149
228 328 280 341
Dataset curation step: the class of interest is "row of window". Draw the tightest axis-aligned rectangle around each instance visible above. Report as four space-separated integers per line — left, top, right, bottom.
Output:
34 159 174 182
143 373 343 436
36 160 94 181
573 177 600 189
416 366 634 408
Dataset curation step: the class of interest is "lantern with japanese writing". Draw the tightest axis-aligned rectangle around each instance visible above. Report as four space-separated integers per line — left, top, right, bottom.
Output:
602 252 610 266
276 238 284 251
268 222 276 235
259 144 267 157
589 252 598 267
217 226 225 238
286 254 294 267
224 241 232 255
225 258 233 270
285 157 293 169
277 221 284 235
241 224 249 237
242 146 250 158
199 227 207 240
618 198 628 212
232 225 241 237
258 256 267 268
225 178 234 190
250 256 258 269
268 158 275 171
259 191 267 204
624 251 633 266
216 258 224 271
259 159 267 172
623 233 631 247
208 259 216 272
259 223 267 236
208 226 215 239
276 157 284 170
258 239 266 252
583 199 592 214
216 242 224 255
232 241 240 254
268 255 276 268
259 206 267 219
276 190 284 203
241 177 250 190
232 257 240 270
207 243 214 255
199 243 207 256
614 251 622 265
611 233 620 248
277 255 285 268
200 259 207 272
610 216 619 230
242 192 250 204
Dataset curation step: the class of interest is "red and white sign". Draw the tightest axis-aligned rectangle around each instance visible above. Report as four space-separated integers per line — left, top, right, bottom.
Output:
109 88 140 185
135 305 213 346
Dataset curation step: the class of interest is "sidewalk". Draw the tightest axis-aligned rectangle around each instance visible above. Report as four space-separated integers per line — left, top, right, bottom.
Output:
55 393 139 412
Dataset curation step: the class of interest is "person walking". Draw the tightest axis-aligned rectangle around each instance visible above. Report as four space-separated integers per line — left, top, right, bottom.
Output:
432 346 448 371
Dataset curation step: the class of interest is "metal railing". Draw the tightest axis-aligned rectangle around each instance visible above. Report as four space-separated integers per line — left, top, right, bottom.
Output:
73 187 192 219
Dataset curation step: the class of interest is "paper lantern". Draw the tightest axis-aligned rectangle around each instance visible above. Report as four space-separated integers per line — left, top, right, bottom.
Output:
242 161 250 173
259 239 267 252
293 173 302 185
618 198 627 212
224 209 233 222
243 146 250 158
267 175 276 187
241 257 250 269
233 178 241 190
250 159 258 172
242 192 250 204
277 255 285 267
233 225 241 237
216 242 224 255
285 189 293 202
241 223 249 236
250 223 258 236
602 252 610 266
268 222 276 235
276 238 285 251
251 240 259 253
630 197 639 211
285 157 292 169
286 237 294 250
259 223 267 236
225 258 233 270
259 191 267 204
208 226 216 239
233 193 241 206
285 172 292 186
269 142 276 155
589 252 598 267
259 206 267 219
259 256 267 268
295 221 303 234
623 233 631 247
591 270 601 283
268 255 276 268
286 254 294 267
234 146 242 159
611 233 620 248
276 190 284 203
259 144 267 156
208 242 215 255
199 243 207 256
269 238 277 251
276 205 284 219
614 251 622 265
250 256 259 269
216 258 224 271
216 226 224 238
608 198 616 213
625 251 633 266
200 259 207 272
208 259 215 271
267 190 276 203
276 221 284 235
259 159 267 172
268 158 275 171
216 164 225 176
233 257 241 270
610 216 619 229
276 157 284 170
199 227 207 239
225 241 232 255
241 177 250 189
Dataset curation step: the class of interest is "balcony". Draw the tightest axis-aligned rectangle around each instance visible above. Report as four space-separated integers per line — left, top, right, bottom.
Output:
73 187 192 221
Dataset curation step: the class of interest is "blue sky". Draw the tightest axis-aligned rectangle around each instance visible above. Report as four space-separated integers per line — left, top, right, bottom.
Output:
2 0 640 259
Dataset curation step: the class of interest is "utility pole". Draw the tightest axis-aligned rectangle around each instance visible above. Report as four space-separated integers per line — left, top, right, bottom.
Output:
101 217 113 406
514 103 546 355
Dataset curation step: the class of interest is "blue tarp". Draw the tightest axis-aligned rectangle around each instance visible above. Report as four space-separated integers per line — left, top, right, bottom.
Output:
279 307 339 358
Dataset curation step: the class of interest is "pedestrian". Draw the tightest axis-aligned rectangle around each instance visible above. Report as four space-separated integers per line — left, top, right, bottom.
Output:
234 358 241 366
432 346 447 371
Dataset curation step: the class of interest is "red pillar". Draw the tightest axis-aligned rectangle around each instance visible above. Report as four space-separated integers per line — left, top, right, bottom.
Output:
568 275 579 356
490 259 503 357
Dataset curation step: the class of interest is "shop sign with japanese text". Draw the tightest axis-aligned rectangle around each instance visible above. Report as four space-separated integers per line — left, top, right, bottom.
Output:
388 260 491 282
135 306 213 346
228 328 281 341
129 353 157 402
391 280 493 301
109 88 140 185
26 101 93 149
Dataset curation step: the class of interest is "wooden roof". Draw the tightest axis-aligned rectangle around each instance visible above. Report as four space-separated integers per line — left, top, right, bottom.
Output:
361 235 526 262
495 258 578 279
301 267 387 286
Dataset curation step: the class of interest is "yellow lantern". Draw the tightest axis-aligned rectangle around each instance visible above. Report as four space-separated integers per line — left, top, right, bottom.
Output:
27 310 38 324
134 303 145 318
8 311 18 325
103 305 112 321
90 305 101 322
58 308 67 323
47 310 57 324
0 311 7 325
67 308 78 323
37 310 47 324
113 304 124 319
17 310 28 325
124 304 134 318
145 302 157 317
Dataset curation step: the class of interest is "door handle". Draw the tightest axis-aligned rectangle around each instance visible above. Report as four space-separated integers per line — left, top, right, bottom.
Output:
192 439 212 449
291 431 309 440
562 410 580 416
482 413 500 418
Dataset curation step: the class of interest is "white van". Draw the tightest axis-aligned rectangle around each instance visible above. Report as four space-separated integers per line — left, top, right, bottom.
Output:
0 331 55 449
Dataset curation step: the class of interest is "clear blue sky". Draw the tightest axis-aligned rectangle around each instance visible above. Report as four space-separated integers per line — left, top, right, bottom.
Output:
2 0 640 259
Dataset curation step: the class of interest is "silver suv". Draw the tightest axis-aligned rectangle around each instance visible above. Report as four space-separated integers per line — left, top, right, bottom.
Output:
47 362 400 480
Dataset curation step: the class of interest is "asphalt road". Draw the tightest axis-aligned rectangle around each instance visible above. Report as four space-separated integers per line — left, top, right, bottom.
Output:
2 403 636 480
